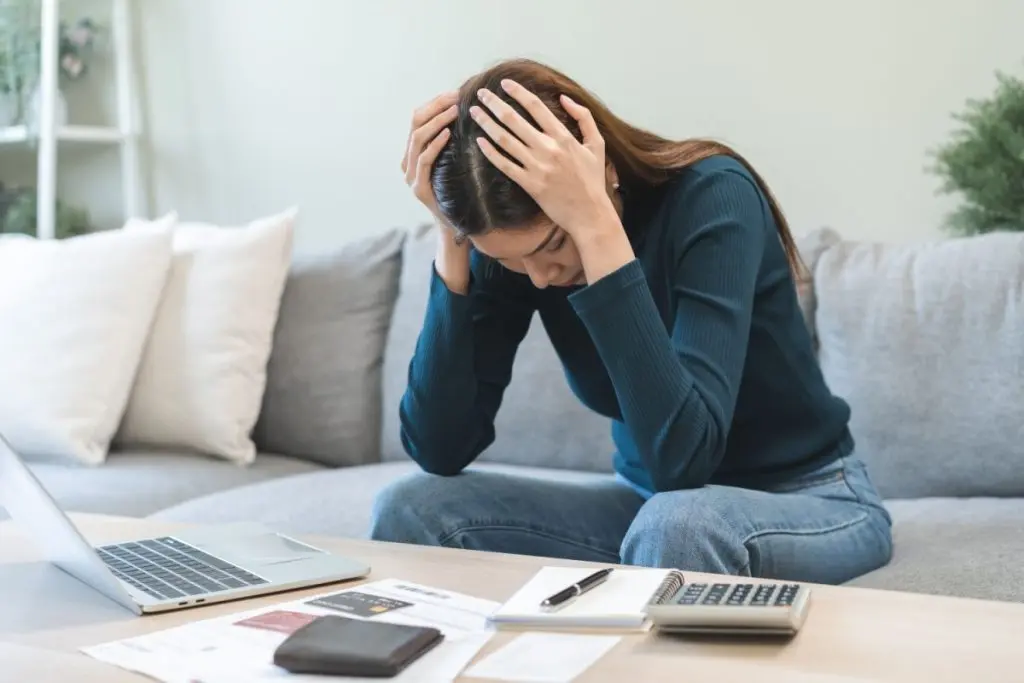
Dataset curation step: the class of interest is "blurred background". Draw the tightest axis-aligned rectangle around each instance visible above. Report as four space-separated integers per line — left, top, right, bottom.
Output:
0 0 1021 249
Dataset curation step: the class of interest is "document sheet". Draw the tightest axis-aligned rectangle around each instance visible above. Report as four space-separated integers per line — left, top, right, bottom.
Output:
82 579 499 682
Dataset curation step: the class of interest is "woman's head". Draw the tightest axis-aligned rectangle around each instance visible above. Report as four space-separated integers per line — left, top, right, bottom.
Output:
431 58 804 287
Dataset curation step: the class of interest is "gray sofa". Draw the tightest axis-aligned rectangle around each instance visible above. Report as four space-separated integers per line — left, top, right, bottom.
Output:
25 222 1024 603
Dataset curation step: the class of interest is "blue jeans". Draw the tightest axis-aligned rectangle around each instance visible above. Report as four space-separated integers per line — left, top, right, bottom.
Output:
369 455 893 584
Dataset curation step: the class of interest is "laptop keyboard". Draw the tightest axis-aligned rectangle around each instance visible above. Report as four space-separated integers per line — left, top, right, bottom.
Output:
96 536 268 601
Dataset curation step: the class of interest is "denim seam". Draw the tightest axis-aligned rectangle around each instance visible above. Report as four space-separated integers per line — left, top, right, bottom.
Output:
438 523 622 561
741 509 870 547
739 508 872 576
837 457 869 506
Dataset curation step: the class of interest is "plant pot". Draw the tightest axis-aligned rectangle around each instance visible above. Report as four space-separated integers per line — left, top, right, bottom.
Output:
0 92 19 128
25 84 68 134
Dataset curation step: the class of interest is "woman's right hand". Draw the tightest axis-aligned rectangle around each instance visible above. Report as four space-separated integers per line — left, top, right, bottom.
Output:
403 91 471 293
403 91 459 223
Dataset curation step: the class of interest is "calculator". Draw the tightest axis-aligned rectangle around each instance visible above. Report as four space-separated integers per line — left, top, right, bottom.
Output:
645 580 811 636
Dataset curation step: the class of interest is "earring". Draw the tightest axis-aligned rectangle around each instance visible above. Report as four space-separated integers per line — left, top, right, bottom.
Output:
612 182 620 190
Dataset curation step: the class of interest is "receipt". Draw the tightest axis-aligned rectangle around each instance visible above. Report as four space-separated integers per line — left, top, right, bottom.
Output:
464 632 620 682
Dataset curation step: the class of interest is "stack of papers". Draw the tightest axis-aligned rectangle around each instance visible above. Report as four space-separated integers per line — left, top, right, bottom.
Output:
82 579 499 682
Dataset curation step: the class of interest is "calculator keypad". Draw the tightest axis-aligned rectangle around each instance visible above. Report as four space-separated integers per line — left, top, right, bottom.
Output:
672 582 802 607
774 584 800 606
702 583 730 605
726 583 752 605
676 583 707 605
750 584 777 606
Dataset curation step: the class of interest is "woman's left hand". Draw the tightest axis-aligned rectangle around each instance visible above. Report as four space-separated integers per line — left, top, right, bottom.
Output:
470 79 618 239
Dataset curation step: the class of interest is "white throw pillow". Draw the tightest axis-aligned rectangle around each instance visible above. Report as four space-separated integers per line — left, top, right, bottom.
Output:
0 217 177 465
115 208 297 464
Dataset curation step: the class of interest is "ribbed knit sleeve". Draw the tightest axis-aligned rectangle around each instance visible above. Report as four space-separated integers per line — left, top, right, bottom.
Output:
399 254 535 475
568 168 767 491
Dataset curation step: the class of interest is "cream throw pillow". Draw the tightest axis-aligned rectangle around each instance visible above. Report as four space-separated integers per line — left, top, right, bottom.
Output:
0 217 177 465
115 208 297 464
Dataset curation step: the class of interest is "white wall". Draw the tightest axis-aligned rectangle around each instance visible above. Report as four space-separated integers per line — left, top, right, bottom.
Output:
21 0 1024 250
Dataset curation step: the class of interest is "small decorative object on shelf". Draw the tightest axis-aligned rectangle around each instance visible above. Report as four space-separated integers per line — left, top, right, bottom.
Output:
26 17 99 132
0 182 91 239
929 63 1024 236
0 0 141 240
0 8 100 131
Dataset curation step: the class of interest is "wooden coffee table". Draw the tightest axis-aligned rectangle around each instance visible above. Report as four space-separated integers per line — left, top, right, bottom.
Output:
2 514 1023 682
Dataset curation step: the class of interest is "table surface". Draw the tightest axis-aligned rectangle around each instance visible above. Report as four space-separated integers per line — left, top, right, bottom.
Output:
2 514 1024 682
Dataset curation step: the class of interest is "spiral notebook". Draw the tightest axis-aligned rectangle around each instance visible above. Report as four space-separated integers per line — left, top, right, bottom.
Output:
489 566 685 631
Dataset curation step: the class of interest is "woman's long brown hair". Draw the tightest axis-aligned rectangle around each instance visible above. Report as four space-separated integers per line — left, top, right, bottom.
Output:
432 58 806 281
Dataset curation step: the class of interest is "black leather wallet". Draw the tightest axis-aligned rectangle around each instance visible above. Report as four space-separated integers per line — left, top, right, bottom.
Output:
272 615 444 677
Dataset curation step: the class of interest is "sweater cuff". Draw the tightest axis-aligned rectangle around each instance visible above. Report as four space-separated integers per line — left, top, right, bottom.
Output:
568 258 647 315
425 260 474 338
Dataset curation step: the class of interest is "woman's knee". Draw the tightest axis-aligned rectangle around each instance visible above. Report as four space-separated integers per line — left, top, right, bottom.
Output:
368 470 462 544
620 488 748 573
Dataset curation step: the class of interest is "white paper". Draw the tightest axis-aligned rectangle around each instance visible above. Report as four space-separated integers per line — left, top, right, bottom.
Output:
81 579 498 683
464 632 620 682
490 566 671 629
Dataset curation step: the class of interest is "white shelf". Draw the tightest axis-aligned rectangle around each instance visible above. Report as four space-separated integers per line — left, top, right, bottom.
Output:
27 0 141 239
0 124 126 145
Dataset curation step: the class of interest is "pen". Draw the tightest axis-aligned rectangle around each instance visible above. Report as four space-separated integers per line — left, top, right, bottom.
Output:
540 568 614 610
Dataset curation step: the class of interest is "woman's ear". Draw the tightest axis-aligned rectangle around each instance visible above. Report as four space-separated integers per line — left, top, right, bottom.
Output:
605 163 620 191
605 163 624 215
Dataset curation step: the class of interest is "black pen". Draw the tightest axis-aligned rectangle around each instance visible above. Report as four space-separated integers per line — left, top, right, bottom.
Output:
540 568 614 610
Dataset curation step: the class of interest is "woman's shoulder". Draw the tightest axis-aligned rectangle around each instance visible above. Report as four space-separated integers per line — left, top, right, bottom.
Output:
667 154 762 201
641 154 769 235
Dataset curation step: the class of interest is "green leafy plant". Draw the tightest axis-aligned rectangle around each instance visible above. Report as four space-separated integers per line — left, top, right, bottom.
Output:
0 0 40 98
929 66 1024 236
0 185 91 239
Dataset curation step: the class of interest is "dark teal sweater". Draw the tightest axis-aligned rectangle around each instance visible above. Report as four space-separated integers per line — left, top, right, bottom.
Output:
399 155 853 495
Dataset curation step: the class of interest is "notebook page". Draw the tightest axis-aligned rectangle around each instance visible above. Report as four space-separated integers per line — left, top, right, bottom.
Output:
490 566 671 628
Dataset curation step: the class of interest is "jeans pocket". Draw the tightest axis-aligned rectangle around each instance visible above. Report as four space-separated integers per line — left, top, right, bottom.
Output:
840 458 892 522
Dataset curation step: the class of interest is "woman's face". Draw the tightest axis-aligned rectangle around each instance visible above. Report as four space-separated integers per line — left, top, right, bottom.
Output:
469 217 586 289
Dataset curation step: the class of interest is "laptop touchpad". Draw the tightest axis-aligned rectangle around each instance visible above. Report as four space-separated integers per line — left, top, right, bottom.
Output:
193 532 326 568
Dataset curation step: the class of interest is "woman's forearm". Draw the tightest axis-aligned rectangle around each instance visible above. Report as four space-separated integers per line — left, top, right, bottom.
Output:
574 210 637 285
433 220 472 295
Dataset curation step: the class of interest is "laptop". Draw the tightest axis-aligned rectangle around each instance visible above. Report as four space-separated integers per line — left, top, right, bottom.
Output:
0 434 371 615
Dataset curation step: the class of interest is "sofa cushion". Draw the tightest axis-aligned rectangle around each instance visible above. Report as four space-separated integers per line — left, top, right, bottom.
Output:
814 231 1024 499
846 498 1024 603
0 218 176 466
150 461 615 539
11 449 324 518
253 228 406 468
381 224 614 473
115 209 296 465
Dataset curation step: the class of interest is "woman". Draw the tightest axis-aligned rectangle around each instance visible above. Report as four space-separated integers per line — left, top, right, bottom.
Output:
370 58 892 584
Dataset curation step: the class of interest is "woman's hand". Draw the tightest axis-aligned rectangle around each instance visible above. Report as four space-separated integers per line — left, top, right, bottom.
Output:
470 79 634 283
402 91 471 294
403 91 458 222
469 79 619 240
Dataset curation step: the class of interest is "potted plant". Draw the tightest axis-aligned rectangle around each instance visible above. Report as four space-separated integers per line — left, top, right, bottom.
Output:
930 64 1024 235
0 0 40 125
26 17 100 131
0 183 91 239
0 1 100 130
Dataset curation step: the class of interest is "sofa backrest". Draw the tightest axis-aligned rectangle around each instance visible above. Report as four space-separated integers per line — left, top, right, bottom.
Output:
253 228 406 468
380 224 615 473
809 229 1024 499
